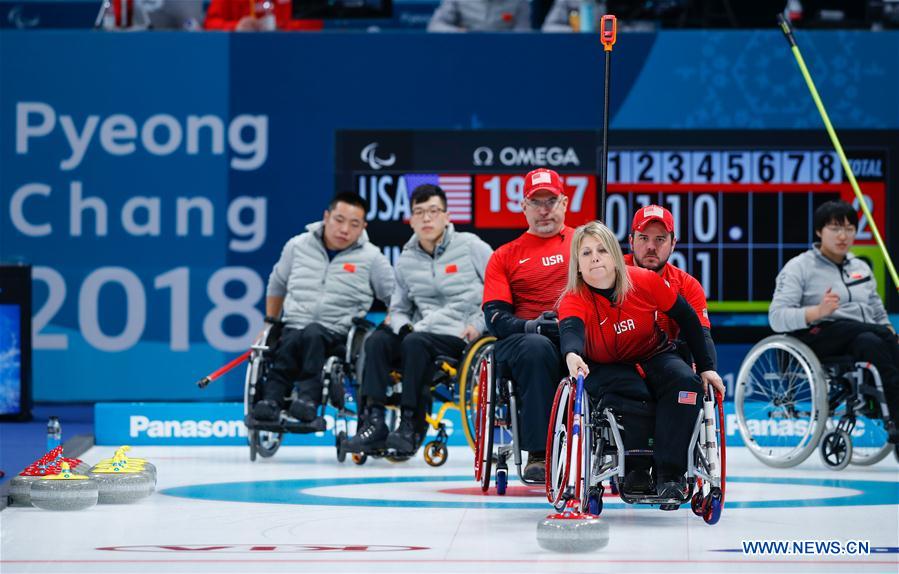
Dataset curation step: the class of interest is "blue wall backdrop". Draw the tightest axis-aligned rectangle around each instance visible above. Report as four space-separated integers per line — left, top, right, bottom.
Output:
2 30 898 401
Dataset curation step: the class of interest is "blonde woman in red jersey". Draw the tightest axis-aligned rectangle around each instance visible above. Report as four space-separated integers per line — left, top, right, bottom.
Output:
557 221 725 503
482 168 573 482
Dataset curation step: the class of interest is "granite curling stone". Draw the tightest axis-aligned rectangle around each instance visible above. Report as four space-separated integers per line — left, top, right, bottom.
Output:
29 463 99 511
8 447 90 507
90 452 154 504
536 503 610 553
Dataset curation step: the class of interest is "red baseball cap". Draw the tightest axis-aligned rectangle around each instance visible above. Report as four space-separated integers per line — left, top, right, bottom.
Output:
632 204 674 233
523 168 565 199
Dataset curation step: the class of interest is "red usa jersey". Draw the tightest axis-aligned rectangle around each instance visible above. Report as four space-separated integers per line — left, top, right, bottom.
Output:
558 266 677 363
624 254 710 340
483 227 574 320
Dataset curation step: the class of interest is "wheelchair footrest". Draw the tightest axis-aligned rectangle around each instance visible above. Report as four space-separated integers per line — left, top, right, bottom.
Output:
245 415 327 434
620 492 688 506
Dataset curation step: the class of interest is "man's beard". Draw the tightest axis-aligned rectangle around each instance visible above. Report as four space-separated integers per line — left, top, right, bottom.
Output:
533 220 559 234
635 254 666 272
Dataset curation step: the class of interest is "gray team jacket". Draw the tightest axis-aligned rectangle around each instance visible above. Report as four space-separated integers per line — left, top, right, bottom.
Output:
390 224 493 338
768 244 889 333
267 221 395 335
428 0 531 32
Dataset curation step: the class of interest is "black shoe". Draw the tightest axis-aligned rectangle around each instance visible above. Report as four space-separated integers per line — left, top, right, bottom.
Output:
886 421 899 444
343 407 388 453
288 398 317 423
252 399 280 422
656 475 689 500
386 409 418 454
523 451 546 482
622 468 655 494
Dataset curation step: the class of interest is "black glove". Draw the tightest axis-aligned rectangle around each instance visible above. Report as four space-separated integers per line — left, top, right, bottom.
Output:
524 311 559 338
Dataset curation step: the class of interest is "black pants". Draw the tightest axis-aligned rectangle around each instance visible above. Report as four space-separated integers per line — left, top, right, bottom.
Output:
584 351 703 479
264 323 343 406
793 319 899 426
362 328 466 411
493 333 564 452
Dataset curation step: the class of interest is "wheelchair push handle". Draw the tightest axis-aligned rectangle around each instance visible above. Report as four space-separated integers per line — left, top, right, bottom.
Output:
195 350 251 388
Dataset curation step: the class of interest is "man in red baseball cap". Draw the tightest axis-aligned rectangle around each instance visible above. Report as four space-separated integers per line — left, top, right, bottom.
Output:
616 204 717 494
481 167 572 482
627 203 716 369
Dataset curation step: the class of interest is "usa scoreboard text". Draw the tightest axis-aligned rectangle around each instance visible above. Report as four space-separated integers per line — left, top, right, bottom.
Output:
335 131 893 311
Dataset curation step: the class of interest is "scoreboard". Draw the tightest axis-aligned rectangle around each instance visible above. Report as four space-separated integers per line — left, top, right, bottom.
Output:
335 130 896 331
604 148 887 311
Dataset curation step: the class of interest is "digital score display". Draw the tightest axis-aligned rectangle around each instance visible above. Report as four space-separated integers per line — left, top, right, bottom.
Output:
335 130 895 320
603 148 887 311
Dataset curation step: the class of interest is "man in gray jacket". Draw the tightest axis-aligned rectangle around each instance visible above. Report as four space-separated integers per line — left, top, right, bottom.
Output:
344 184 493 455
769 200 899 443
428 0 531 32
253 192 395 422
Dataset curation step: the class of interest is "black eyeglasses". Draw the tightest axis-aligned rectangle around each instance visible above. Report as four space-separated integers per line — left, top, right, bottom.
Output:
411 206 446 219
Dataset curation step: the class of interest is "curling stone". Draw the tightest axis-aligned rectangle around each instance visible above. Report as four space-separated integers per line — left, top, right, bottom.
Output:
111 446 157 480
536 501 610 553
9 474 43 506
96 447 157 481
8 449 90 507
89 453 154 504
29 463 99 511
93 450 156 492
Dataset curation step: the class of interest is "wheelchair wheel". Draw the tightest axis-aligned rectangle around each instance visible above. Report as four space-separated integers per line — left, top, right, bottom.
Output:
459 337 496 451
586 487 603 516
829 369 894 466
248 430 258 462
496 468 508 495
819 429 852 470
577 387 593 514
546 377 574 510
473 351 495 493
253 429 282 458
348 321 372 389
829 405 893 466
336 431 347 463
423 441 448 467
735 335 829 467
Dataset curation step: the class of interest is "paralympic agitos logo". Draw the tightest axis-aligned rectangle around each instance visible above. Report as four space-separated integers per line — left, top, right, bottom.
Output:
360 142 396 170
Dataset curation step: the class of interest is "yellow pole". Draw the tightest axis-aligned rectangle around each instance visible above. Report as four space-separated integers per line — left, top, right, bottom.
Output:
777 15 899 291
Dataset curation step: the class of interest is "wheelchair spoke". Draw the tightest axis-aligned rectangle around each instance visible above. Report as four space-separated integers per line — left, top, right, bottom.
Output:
737 337 829 467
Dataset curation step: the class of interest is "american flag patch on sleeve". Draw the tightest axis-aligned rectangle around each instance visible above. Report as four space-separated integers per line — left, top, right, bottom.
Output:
678 391 697 405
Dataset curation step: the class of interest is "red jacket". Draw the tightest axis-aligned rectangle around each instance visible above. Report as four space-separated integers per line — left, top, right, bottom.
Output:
204 0 323 31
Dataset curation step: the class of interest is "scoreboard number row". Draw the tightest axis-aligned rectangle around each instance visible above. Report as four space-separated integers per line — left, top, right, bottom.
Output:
608 150 842 185
481 174 590 213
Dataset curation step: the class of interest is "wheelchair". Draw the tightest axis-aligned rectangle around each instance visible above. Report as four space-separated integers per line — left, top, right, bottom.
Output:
470 343 548 494
335 334 497 467
735 334 895 469
243 317 373 462
545 372 726 523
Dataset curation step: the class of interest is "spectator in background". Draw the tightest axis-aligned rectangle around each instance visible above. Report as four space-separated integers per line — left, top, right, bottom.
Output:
100 0 205 30
204 0 323 31
542 0 606 32
428 0 531 32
